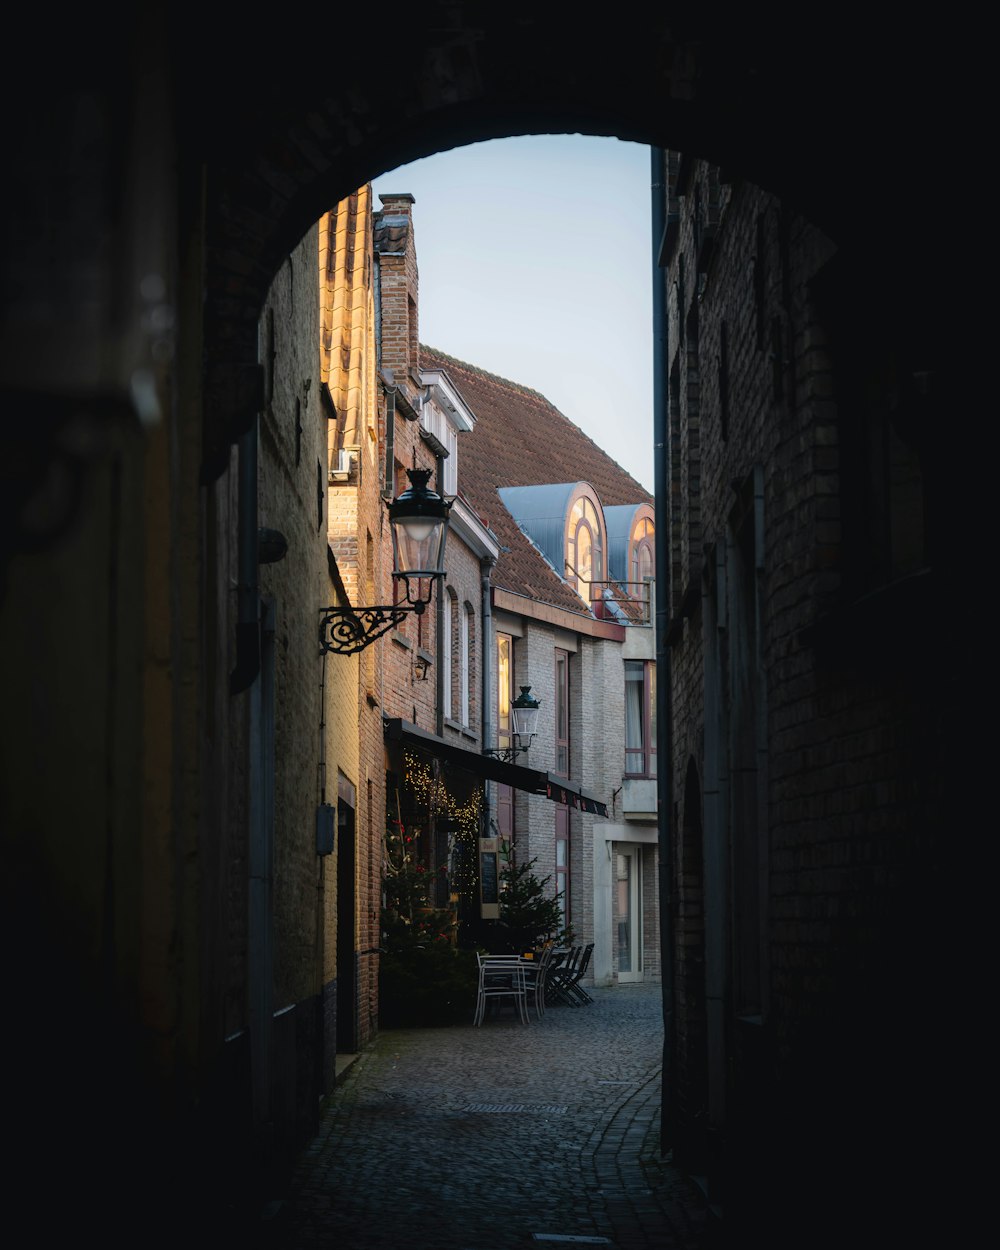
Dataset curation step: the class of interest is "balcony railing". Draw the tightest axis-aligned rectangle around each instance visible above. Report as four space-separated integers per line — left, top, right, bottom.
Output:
588 579 654 626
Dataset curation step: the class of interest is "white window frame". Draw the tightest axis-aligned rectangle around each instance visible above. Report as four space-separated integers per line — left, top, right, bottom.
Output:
442 590 453 719
444 425 458 496
460 605 470 726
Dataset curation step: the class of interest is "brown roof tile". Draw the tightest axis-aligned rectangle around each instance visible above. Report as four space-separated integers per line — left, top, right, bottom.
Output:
422 347 652 614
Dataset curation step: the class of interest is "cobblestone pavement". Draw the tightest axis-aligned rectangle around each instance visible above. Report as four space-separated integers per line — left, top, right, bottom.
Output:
255 982 710 1250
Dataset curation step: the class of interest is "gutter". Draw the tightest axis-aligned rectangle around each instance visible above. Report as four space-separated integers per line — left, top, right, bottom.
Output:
490 587 626 640
651 146 676 1154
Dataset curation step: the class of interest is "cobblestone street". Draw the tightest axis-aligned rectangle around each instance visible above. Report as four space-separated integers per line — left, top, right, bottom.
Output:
251 982 710 1249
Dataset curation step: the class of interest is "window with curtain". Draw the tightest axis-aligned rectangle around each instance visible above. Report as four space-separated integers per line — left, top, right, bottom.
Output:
555 648 569 776
625 660 656 777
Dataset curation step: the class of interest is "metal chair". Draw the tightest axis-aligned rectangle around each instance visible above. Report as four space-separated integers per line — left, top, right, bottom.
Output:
473 953 530 1025
545 942 595 1006
546 945 582 1006
519 943 555 1020
563 941 594 1004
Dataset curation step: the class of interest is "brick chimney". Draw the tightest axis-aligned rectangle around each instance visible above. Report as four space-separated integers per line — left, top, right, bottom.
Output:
374 193 420 387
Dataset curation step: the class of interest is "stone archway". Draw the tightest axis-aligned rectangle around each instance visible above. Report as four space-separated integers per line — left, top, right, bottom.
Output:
0 10 963 1240
189 10 947 478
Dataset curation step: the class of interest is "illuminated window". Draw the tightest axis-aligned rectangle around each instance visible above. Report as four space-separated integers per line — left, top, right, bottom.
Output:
497 634 512 750
630 515 655 585
565 493 604 606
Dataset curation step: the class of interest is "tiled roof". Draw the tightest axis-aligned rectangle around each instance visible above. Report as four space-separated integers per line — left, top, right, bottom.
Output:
373 213 409 254
421 347 652 615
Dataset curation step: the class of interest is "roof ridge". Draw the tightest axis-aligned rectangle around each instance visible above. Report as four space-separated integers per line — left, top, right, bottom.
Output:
421 344 651 500
420 345 548 402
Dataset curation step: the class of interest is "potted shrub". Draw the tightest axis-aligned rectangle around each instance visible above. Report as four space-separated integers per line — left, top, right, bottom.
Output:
497 856 574 955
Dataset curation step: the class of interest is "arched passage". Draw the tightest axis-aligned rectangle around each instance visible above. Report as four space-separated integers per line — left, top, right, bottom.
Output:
187 13 945 478
0 10 963 1246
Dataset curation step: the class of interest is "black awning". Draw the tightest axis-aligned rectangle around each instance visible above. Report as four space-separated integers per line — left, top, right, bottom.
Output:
545 773 609 818
384 719 549 795
383 720 608 817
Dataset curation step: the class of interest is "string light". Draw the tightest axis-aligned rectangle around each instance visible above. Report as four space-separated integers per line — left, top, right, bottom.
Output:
397 750 483 897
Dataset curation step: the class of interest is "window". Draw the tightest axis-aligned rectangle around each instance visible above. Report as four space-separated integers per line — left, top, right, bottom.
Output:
554 648 569 777
460 603 472 726
565 494 604 606
497 634 512 750
442 589 453 718
443 424 458 496
629 515 655 586
555 807 570 930
625 660 656 777
496 633 514 841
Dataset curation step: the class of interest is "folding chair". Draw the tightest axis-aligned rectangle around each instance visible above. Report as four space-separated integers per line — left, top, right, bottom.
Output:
545 945 582 1007
563 942 594 1004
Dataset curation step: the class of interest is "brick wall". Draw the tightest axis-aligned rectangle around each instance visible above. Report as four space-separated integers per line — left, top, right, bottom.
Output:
660 150 944 1234
321 190 386 1051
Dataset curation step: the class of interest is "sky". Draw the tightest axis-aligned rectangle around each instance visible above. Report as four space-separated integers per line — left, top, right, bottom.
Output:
370 135 655 493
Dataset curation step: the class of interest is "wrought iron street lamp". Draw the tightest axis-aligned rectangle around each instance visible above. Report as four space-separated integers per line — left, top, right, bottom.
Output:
320 468 452 655
484 686 542 762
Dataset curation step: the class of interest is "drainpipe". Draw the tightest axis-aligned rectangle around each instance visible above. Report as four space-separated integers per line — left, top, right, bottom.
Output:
480 554 495 753
651 145 676 1154
436 452 446 737
480 553 495 872
230 419 260 694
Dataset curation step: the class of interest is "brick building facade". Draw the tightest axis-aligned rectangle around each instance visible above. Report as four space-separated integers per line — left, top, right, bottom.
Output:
431 349 662 984
655 149 947 1246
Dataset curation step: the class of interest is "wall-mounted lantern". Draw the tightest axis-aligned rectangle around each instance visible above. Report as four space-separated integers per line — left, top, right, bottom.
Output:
483 686 541 763
320 468 452 655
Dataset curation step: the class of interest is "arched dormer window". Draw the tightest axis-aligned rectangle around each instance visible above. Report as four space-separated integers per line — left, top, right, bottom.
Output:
565 488 606 608
629 511 655 587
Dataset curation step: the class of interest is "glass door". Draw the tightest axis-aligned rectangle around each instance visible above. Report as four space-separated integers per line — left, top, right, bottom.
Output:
615 843 642 983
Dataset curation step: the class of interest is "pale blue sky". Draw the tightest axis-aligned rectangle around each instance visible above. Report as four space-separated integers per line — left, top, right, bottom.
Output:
370 135 655 493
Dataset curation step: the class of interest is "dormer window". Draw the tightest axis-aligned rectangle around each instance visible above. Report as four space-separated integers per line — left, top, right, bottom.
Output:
566 491 605 607
418 367 475 498
630 514 655 585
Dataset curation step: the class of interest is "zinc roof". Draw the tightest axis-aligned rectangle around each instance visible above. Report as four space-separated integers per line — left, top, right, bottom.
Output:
420 347 652 615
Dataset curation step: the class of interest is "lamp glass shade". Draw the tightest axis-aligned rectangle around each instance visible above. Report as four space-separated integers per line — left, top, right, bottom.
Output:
391 515 448 578
511 685 541 741
389 468 451 579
